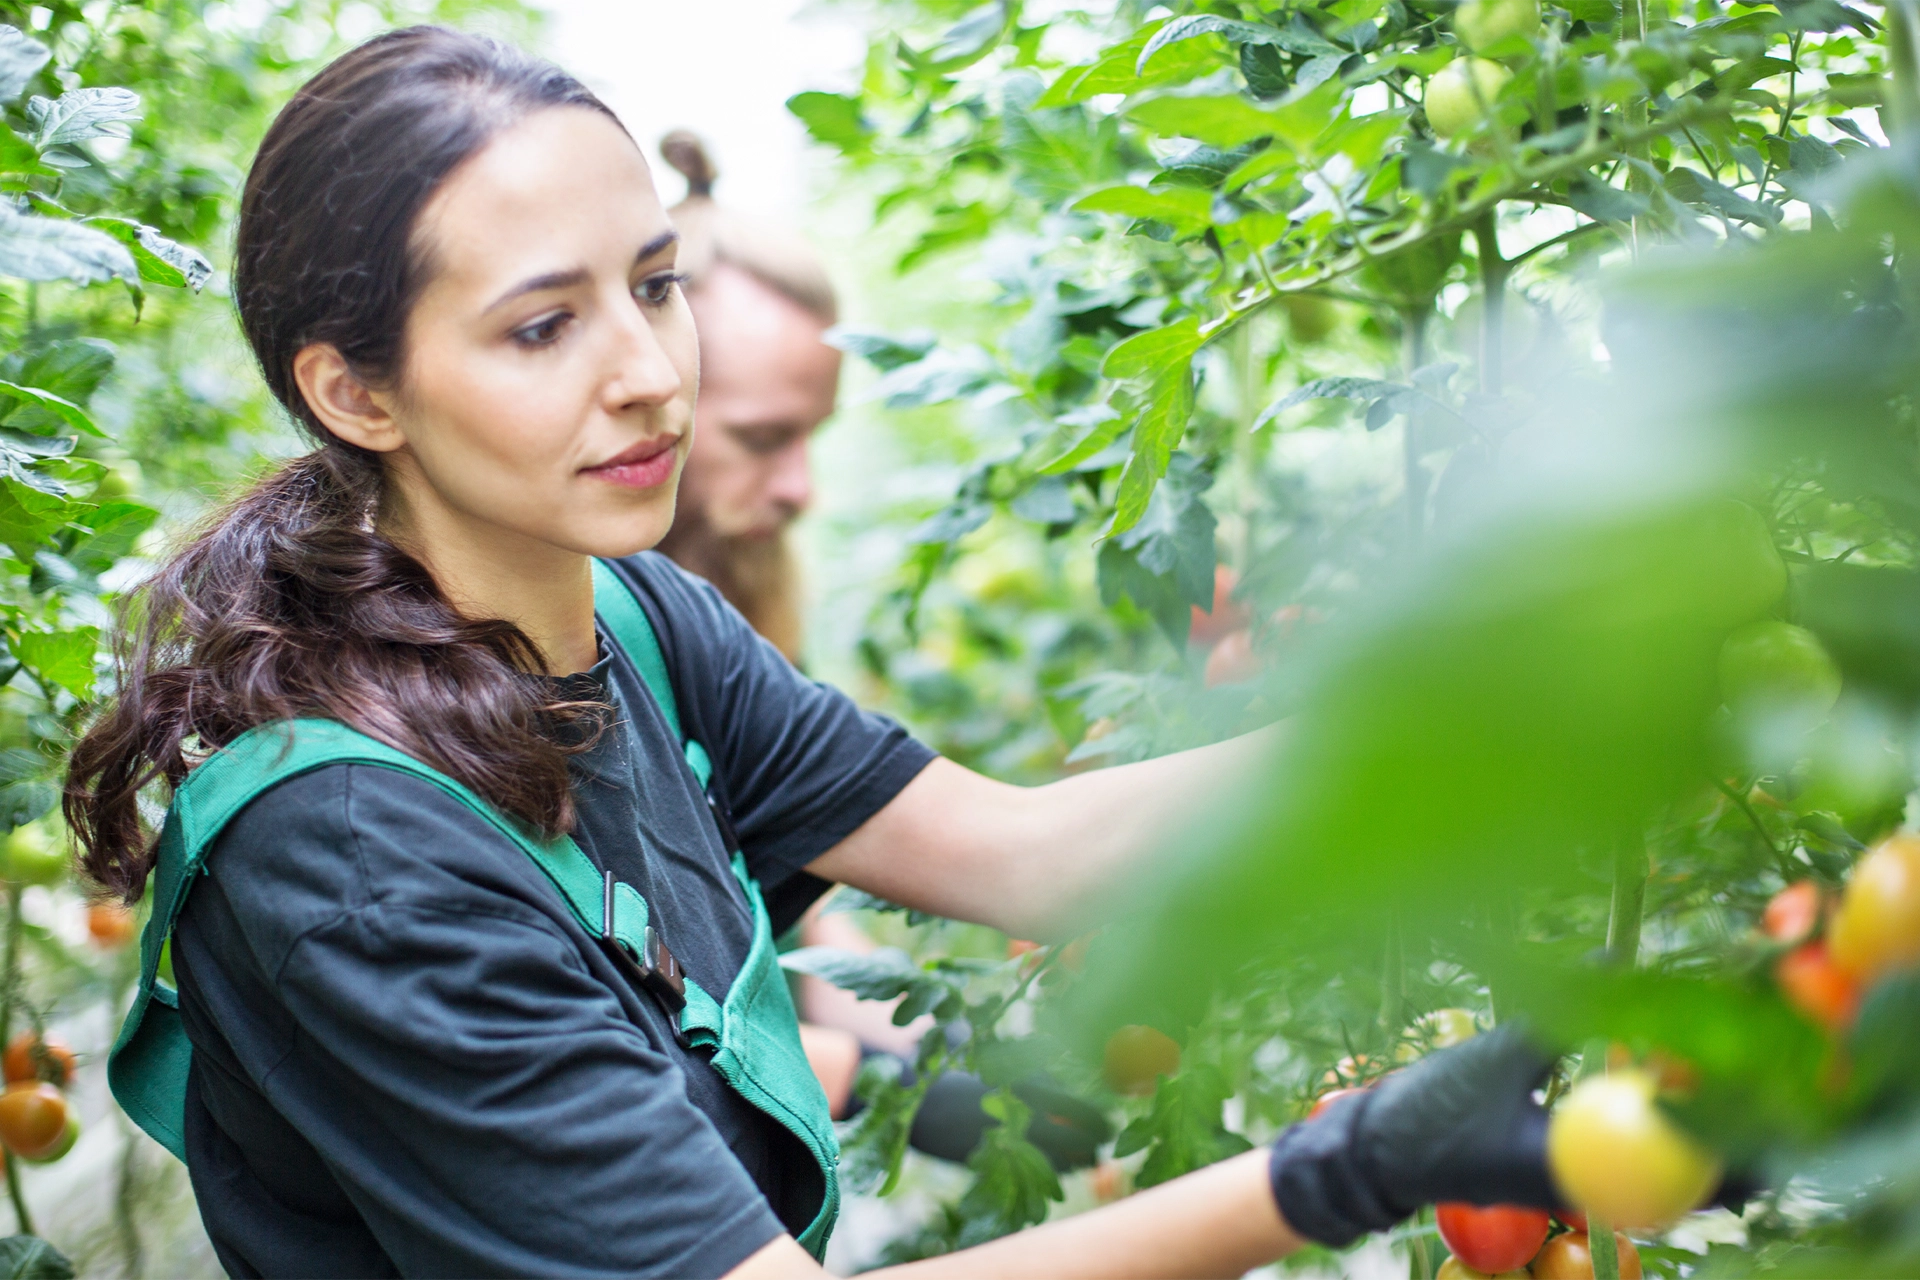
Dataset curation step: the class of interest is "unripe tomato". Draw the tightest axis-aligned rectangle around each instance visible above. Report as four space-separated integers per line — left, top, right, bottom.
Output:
1425 58 1512 138
2 1032 74 1088
88 902 137 948
1454 0 1541 50
1190 565 1250 648
1435 1202 1551 1273
1719 620 1841 716
0 1082 68 1159
19 1113 77 1164
1307 1085 1367 1120
2 822 67 887
1775 940 1861 1032
1102 1025 1180 1096
1547 1070 1721 1229
1528 1230 1642 1279
1829 833 1920 983
1280 295 1339 344
1203 629 1260 687
1762 879 1821 943
1435 1258 1529 1279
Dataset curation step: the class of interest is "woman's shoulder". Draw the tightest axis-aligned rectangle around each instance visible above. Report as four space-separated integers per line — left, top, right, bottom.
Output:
200 760 576 954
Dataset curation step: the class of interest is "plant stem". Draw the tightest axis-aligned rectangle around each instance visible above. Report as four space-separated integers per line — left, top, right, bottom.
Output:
0 884 32 1237
1606 841 1649 967
115 1112 144 1278
1401 307 1430 538
1471 213 1509 398
1589 1213 1621 1280
1625 0 1652 252
1891 0 1920 138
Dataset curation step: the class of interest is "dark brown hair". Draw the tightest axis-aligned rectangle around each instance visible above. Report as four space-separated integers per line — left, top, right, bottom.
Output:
66 27 620 900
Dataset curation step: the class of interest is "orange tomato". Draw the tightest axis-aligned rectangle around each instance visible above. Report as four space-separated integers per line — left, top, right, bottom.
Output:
1830 834 1920 983
1203 628 1260 687
19 1113 76 1164
2 1032 74 1088
1528 1231 1642 1279
1189 566 1249 648
1090 1159 1128 1203
1005 939 1041 959
1776 940 1861 1032
0 1083 68 1159
1102 1025 1180 1096
1434 1258 1529 1279
88 903 137 948
1762 879 1821 943
1307 1086 1367 1120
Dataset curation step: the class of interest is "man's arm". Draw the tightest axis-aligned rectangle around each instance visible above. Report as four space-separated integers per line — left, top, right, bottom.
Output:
805 727 1278 941
725 1148 1299 1280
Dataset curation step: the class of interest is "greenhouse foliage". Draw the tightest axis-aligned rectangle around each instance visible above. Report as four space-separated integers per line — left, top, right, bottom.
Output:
787 0 1920 1274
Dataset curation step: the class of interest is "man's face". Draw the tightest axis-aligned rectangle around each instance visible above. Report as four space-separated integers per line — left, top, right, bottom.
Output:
680 262 840 540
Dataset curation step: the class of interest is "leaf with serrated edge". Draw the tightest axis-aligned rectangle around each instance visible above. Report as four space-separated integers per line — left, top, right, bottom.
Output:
26 87 139 147
0 206 133 284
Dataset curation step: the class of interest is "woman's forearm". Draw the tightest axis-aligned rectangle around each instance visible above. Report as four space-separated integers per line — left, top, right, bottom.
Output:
723 1149 1301 1280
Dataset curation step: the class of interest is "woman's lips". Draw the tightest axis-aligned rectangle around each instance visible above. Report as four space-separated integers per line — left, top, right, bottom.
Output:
583 437 679 490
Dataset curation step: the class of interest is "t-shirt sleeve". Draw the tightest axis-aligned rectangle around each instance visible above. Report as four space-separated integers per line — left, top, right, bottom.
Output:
194 767 786 1280
626 556 937 901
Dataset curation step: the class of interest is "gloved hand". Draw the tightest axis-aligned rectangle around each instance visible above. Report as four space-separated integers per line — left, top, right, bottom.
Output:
909 1069 1112 1171
1268 1024 1560 1247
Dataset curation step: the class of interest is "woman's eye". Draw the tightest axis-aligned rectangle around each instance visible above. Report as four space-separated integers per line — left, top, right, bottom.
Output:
511 312 570 348
636 273 688 308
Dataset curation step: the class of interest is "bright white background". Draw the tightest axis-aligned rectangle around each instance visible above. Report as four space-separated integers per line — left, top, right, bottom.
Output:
538 0 867 217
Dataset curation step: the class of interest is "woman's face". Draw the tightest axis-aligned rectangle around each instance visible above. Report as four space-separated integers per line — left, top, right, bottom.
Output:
378 106 698 563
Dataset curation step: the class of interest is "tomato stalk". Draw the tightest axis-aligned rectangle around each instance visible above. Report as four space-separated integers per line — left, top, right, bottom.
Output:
1606 842 1649 967
0 883 32 1238
1471 213 1509 398
1886 0 1920 137
1588 1212 1622 1280
1624 0 1652 251
1401 306 1431 538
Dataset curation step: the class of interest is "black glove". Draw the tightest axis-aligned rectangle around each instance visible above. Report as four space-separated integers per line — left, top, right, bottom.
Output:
1268 1024 1560 1247
908 1069 1112 1171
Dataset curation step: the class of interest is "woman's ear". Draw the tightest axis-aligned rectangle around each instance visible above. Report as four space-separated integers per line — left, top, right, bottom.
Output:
292 343 406 453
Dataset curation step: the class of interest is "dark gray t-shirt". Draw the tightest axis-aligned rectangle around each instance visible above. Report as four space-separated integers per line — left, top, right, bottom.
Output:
171 554 936 1279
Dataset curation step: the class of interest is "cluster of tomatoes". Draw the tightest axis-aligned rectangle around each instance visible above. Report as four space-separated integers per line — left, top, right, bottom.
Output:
3 820 136 948
1189 566 1323 689
1301 1009 1722 1279
0 1032 78 1165
1764 833 1920 1037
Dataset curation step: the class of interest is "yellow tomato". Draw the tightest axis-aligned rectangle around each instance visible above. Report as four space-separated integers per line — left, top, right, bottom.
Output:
1547 1070 1720 1229
1829 833 1920 984
1102 1025 1180 1096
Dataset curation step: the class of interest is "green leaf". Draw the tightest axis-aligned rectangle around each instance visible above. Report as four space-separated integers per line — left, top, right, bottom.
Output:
0 381 100 437
1036 403 1127 474
787 91 871 150
3 339 113 406
0 1235 73 1280
1038 20 1231 108
1101 316 1204 380
826 327 937 372
1112 1066 1252 1188
26 87 140 147
1254 376 1406 428
1127 95 1284 148
1137 16 1290 73
85 218 212 290
11 626 96 698
66 501 157 574
0 205 134 284
912 3 1007 72
781 946 960 1018
957 1091 1063 1239
1108 358 1195 536
1071 184 1211 231
0 29 48 105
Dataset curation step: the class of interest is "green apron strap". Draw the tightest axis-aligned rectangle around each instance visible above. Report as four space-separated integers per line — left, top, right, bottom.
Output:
591 558 712 789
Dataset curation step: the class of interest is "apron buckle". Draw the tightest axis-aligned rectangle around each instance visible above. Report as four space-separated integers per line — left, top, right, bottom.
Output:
601 871 688 1015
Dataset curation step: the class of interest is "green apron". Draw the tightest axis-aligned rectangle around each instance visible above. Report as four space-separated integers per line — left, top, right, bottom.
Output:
106 558 842 1257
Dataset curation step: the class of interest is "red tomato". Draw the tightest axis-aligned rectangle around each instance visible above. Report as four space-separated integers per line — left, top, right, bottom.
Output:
1763 879 1821 943
1005 939 1041 959
1090 1160 1128 1203
1435 1202 1552 1274
1307 1086 1367 1120
1776 940 1861 1032
0 1083 67 1159
1556 1208 1588 1233
1203 628 1260 686
1189 565 1249 648
1528 1230 1642 1279
1 1032 74 1088
1102 1025 1180 1096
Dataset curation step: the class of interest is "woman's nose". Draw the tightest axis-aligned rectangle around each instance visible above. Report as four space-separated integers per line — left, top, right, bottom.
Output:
602 299 685 412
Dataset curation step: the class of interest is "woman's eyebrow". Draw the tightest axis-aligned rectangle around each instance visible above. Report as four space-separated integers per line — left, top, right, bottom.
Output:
482 230 680 315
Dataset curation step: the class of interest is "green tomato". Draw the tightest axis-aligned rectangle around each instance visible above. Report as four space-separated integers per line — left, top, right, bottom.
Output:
1426 59 1512 139
1455 0 1541 52
3 823 67 888
1719 620 1841 716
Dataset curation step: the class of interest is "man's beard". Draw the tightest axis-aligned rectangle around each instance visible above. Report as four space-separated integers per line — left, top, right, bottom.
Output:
656 513 804 664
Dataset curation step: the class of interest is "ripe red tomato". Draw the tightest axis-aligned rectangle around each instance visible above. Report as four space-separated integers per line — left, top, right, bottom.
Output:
1307 1086 1367 1120
1102 1025 1180 1096
88 902 137 948
1763 879 1821 943
2 1032 74 1088
1829 833 1920 983
1528 1230 1642 1279
1776 940 1861 1032
0 1083 68 1159
1203 628 1260 687
1435 1202 1552 1274
1556 1208 1588 1233
1189 565 1249 648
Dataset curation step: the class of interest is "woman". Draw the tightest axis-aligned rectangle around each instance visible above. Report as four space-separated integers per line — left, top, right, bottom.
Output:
67 28 1563 1280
